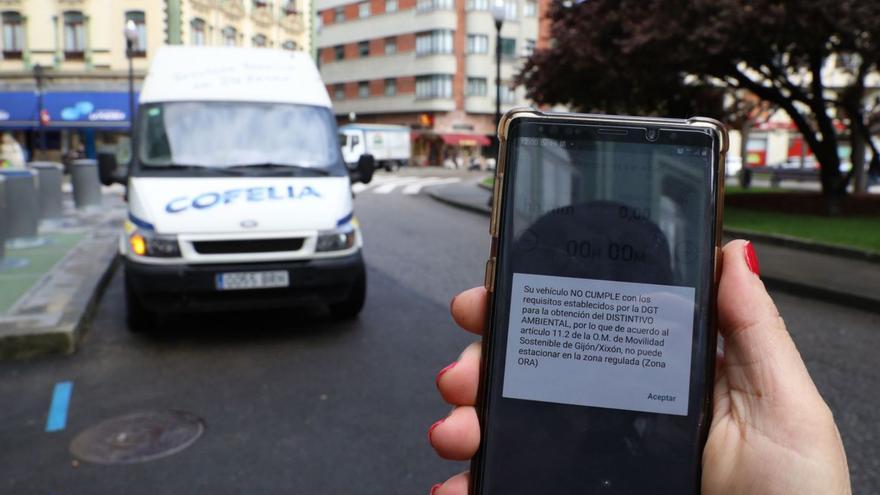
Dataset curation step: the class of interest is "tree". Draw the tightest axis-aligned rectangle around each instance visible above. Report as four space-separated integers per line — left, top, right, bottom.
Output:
519 0 880 200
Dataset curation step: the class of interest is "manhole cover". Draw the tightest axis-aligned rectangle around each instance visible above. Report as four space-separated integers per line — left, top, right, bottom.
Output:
70 410 204 464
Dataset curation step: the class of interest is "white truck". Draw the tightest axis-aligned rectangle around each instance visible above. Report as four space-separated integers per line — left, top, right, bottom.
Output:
97 46 375 331
339 124 411 172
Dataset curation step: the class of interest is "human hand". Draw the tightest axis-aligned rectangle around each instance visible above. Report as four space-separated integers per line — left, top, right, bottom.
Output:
427 240 851 495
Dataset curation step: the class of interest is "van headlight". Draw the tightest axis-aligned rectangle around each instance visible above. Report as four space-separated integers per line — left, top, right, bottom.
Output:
316 224 356 252
129 230 181 258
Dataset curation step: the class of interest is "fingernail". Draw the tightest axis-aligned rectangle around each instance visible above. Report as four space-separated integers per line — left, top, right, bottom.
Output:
430 483 443 495
435 361 457 388
449 295 457 314
744 241 760 276
428 418 445 441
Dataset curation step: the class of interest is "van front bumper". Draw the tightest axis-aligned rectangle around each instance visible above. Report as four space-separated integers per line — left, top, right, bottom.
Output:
124 252 364 313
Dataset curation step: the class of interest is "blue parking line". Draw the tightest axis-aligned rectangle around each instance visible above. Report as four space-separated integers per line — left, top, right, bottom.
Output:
45 381 73 432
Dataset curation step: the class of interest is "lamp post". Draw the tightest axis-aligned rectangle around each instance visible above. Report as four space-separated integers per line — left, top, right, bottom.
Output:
33 63 47 154
124 19 139 167
491 0 505 130
124 20 138 138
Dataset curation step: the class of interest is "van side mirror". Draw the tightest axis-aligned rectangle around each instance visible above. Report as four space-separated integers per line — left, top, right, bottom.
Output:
353 154 374 185
97 152 124 186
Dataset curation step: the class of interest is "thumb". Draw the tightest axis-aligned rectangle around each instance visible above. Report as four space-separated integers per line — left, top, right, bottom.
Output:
717 240 824 413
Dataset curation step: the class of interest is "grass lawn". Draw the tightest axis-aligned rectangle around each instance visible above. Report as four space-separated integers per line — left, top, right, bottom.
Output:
480 176 495 188
724 207 880 253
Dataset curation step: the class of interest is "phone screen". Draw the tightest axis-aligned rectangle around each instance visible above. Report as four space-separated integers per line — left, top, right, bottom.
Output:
476 118 721 494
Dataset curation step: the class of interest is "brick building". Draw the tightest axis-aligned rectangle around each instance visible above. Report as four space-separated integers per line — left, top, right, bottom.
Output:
316 0 549 166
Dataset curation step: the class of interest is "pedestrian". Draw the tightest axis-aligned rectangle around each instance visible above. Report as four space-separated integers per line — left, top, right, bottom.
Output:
428 239 851 495
0 132 26 169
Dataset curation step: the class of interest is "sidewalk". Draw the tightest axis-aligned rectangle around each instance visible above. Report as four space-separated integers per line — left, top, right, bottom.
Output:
426 178 880 314
0 186 124 359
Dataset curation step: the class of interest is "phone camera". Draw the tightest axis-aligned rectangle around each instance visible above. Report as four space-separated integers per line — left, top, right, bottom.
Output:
645 128 659 142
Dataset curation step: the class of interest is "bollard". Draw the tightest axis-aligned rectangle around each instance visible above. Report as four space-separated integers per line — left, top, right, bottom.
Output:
0 169 40 243
71 158 102 210
30 161 64 222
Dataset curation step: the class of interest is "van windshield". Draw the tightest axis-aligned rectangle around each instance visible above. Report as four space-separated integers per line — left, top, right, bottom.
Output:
138 102 342 170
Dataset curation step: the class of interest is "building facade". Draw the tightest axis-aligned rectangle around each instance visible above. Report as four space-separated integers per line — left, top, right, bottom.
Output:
316 0 548 166
0 0 311 163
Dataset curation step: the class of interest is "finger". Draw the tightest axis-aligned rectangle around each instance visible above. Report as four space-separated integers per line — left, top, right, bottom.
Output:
436 342 481 406
430 471 470 495
428 406 480 461
716 240 819 404
450 287 487 335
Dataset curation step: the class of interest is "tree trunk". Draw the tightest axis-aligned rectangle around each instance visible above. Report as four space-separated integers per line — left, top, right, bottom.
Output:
851 126 867 194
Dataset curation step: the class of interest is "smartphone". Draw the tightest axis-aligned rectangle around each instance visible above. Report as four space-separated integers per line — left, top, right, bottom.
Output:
473 109 727 494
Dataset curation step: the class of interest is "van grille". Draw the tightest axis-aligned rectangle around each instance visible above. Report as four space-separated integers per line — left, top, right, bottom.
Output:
192 238 305 255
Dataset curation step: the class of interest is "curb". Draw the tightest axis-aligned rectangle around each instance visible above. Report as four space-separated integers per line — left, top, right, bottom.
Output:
723 227 879 265
426 187 880 314
0 237 119 360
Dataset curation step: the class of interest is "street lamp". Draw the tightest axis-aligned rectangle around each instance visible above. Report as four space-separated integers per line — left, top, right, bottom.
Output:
33 63 47 154
124 20 138 139
491 0 506 130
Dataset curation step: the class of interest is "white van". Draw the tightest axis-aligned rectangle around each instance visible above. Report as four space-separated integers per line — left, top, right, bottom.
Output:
98 46 374 331
339 124 411 172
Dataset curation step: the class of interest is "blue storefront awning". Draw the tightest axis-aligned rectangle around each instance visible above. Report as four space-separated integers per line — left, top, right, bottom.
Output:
0 91 138 130
44 92 138 130
0 92 38 129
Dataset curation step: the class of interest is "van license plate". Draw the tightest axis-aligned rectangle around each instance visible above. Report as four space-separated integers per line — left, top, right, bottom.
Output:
215 271 289 290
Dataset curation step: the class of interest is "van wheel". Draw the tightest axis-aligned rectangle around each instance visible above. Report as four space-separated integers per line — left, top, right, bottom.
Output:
384 161 399 172
329 269 366 320
125 275 159 333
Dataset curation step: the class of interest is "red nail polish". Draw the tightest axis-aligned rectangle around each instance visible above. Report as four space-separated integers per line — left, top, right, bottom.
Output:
430 483 443 495
428 418 445 441
435 361 457 387
744 241 760 276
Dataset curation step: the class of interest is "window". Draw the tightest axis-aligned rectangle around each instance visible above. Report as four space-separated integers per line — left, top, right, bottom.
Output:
500 37 516 57
334 6 345 21
358 2 370 18
466 0 488 10
415 74 453 99
253 34 268 47
125 11 147 55
417 0 453 12
334 83 345 100
385 78 397 96
282 40 297 51
190 18 206 46
358 40 369 57
523 38 535 56
63 11 86 58
1 11 24 58
283 0 298 15
500 83 516 104
334 45 344 60
384 37 397 55
466 77 487 96
222 26 237 46
358 81 369 98
466 34 488 54
524 0 536 17
416 30 453 55
504 0 518 20
386 0 399 12
253 0 270 8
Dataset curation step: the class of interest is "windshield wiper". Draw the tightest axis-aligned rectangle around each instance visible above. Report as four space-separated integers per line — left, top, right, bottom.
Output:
224 163 330 176
141 163 241 174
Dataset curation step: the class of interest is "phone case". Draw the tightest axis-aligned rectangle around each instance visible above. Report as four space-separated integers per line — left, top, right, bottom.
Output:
473 107 729 494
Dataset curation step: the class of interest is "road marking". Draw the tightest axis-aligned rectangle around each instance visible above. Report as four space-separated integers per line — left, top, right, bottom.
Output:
401 177 462 194
45 381 73 432
351 175 397 193
372 177 429 194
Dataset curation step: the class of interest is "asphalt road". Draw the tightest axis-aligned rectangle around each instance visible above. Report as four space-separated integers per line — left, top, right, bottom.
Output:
1 173 878 494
